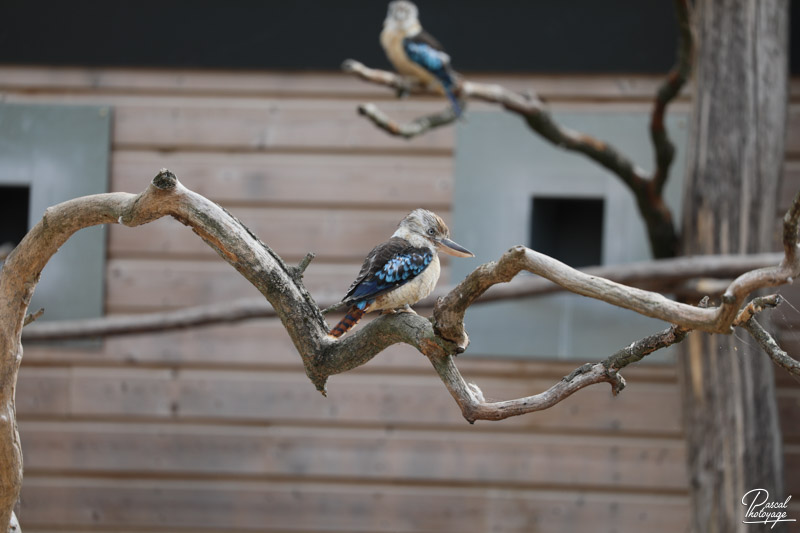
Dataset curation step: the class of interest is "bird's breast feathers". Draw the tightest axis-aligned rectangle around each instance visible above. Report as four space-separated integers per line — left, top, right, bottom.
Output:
373 254 440 310
380 27 439 86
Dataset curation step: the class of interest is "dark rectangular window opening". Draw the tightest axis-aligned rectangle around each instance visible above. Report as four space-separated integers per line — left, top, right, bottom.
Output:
530 197 604 268
0 185 30 249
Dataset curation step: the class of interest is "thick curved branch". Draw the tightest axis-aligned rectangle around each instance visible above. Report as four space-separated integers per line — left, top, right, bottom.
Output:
19 252 785 341
2 170 799 531
0 170 422 527
433 242 800 352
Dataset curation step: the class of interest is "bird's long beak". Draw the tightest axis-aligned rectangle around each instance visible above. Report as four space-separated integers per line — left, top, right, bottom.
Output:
438 237 474 258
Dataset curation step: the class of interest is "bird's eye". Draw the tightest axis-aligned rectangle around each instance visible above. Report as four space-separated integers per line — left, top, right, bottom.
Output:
427 228 436 236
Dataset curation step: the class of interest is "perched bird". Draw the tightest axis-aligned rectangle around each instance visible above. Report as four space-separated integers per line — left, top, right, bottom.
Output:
380 0 463 116
329 209 473 338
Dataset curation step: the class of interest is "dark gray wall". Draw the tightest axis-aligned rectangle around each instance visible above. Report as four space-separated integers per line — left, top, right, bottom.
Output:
1 0 686 73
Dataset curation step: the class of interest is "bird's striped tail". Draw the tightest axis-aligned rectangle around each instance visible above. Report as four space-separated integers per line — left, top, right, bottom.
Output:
329 304 367 338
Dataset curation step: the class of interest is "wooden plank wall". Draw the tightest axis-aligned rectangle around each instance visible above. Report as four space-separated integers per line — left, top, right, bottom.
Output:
1 66 799 532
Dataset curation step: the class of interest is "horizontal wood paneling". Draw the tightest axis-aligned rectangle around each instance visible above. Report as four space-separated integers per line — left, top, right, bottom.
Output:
111 100 454 153
20 321 679 382
0 66 686 100
16 366 683 437
19 422 687 491
107 207 427 261
19 478 690 533
105 259 453 311
0 92 455 153
111 150 453 209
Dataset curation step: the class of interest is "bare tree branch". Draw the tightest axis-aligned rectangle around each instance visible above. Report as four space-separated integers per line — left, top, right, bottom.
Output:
22 299 273 340
343 60 648 186
651 0 693 197
430 322 692 424
343 60 684 256
342 59 684 257
22 308 44 327
476 252 781 304
740 317 800 383
783 191 800 264
357 102 459 138
732 294 782 326
342 2 693 260
432 241 800 353
0 171 327 528
20 252 784 341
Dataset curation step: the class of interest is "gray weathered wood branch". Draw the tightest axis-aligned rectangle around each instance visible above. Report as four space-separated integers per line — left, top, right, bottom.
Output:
21 252 783 341
2 171 798 530
741 317 800 384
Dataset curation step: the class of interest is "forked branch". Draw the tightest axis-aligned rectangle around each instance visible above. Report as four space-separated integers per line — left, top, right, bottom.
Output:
343 0 693 259
21 251 784 341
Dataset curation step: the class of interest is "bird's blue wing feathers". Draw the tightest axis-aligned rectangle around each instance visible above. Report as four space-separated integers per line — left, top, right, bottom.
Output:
403 34 461 115
348 251 433 301
345 238 433 304
402 39 452 88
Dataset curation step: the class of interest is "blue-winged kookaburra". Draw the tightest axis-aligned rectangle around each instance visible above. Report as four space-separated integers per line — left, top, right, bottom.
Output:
329 209 473 338
380 0 463 116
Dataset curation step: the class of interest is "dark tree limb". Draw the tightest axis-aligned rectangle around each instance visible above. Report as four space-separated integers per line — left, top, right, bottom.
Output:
741 317 800 383
20 252 786 341
651 0 694 197
342 1 693 260
343 60 684 256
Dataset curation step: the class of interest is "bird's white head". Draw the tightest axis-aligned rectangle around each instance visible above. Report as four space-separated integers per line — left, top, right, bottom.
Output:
393 209 474 257
384 0 421 33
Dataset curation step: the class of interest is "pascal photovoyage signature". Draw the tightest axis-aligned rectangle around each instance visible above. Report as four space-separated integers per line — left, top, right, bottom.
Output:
742 489 796 529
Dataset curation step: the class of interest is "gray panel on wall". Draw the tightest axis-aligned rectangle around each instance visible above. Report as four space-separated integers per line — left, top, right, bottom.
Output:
452 111 687 361
0 103 111 321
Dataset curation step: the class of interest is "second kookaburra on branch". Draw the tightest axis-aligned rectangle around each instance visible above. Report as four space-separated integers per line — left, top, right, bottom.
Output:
329 209 473 338
380 0 463 116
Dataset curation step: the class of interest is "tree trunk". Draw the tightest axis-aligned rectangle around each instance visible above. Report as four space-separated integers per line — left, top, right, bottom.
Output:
679 0 788 532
